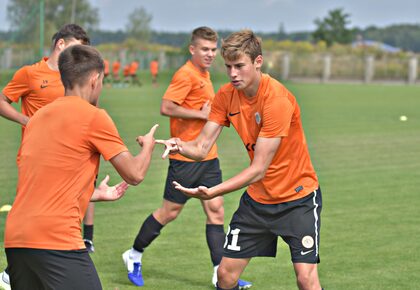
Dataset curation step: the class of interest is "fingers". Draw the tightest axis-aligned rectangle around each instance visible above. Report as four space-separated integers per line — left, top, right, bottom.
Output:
155 139 166 145
162 147 171 159
100 174 110 186
148 124 159 136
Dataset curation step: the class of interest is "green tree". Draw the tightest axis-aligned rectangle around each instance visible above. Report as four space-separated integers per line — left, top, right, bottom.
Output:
125 6 152 43
312 8 353 46
7 0 99 45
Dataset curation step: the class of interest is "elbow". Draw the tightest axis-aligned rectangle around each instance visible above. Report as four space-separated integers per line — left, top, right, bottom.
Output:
251 167 267 183
125 174 145 186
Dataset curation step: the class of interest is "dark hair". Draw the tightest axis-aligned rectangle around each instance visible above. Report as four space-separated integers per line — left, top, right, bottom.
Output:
59 45 104 90
53 24 90 47
191 26 218 45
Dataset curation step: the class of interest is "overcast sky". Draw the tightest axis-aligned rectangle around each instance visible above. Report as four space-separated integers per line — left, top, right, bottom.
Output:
0 0 419 32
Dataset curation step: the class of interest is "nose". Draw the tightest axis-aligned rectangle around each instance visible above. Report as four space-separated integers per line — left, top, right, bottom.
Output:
229 67 238 79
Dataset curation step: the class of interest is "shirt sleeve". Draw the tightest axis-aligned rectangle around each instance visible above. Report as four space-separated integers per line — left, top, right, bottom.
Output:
87 109 128 161
162 70 192 105
209 88 230 127
2 66 30 103
259 92 294 138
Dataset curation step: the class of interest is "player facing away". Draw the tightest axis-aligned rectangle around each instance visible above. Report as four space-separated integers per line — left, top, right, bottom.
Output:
163 30 324 290
122 27 252 289
4 44 159 290
0 23 98 289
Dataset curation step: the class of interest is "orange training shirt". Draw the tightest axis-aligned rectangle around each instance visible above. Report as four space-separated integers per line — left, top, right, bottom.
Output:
209 74 318 204
2 57 64 119
112 61 121 76
150 60 159 76
129 61 139 75
4 96 128 250
163 60 217 162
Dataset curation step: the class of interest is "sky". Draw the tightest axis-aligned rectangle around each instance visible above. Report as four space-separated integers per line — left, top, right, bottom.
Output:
0 0 419 33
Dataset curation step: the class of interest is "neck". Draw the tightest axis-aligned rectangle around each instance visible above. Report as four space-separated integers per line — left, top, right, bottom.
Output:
46 51 60 71
243 72 262 98
65 87 94 105
190 59 207 73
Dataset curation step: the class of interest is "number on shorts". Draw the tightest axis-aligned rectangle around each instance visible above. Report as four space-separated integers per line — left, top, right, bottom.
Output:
224 226 241 251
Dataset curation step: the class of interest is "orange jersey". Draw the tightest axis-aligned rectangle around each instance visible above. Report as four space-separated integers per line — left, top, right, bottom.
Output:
4 96 128 250
129 61 139 75
123 65 130 77
210 74 318 204
112 61 121 76
2 57 64 119
104 59 110 75
163 60 217 162
150 60 159 76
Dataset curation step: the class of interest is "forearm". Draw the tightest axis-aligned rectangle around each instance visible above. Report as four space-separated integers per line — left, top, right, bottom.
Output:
177 139 210 161
161 99 207 120
0 100 29 126
132 145 154 183
209 165 264 197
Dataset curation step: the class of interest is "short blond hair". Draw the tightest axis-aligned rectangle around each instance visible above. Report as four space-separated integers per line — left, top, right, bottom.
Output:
191 26 218 45
221 30 262 62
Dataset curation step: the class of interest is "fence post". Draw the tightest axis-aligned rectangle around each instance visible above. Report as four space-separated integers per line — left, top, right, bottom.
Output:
322 54 331 83
1 48 13 69
282 53 290 80
408 56 418 84
364 55 374 83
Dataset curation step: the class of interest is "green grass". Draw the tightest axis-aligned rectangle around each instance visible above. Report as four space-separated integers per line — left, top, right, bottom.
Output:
1 74 420 289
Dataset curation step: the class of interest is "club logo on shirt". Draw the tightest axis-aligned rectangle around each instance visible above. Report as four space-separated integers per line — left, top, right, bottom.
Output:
40 80 48 89
255 112 261 124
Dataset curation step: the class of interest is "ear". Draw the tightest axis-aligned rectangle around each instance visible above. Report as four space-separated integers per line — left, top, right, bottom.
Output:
90 73 100 89
189 44 195 55
55 38 66 52
254 55 263 70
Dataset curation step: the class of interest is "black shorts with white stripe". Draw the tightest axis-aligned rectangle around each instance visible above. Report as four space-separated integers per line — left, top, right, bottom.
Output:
224 188 322 264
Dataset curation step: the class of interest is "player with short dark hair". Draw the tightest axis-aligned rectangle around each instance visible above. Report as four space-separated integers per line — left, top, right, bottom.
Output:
122 26 252 289
4 44 158 289
0 23 97 289
162 29 324 290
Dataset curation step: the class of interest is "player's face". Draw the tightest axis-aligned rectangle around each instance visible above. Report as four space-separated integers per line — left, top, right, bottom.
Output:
189 38 217 72
224 53 263 96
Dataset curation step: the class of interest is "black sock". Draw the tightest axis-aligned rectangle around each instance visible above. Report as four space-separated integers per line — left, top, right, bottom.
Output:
133 214 164 252
216 283 239 290
4 265 9 275
206 224 225 266
83 224 94 241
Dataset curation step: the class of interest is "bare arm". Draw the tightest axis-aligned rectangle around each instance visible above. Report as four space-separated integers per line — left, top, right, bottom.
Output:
174 136 281 199
160 99 210 120
175 121 223 160
0 93 29 126
109 124 158 185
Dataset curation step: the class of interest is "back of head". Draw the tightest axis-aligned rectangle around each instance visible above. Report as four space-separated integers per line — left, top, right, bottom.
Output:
221 30 262 62
191 26 218 45
59 45 104 90
53 23 90 48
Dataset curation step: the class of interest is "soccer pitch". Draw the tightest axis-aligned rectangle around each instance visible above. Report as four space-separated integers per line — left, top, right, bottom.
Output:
1 72 419 289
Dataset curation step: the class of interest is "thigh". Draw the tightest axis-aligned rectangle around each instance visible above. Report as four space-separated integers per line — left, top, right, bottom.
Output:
6 248 44 290
224 193 278 259
275 188 322 264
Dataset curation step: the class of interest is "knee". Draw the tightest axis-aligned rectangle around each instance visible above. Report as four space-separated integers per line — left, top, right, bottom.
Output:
155 206 181 224
296 269 320 290
206 200 224 224
217 265 238 288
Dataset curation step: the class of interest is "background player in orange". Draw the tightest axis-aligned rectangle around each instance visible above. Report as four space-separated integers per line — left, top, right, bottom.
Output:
164 30 324 290
123 63 131 85
129 59 142 86
112 59 121 84
122 27 251 289
4 44 158 290
103 58 110 85
0 23 101 288
150 58 159 87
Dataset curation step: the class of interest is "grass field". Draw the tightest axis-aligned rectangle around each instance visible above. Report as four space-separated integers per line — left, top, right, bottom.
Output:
1 71 420 289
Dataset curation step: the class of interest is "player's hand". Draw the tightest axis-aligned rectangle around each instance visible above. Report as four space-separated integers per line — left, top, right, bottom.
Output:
172 181 214 200
136 124 159 149
92 175 129 201
200 100 211 120
156 138 179 159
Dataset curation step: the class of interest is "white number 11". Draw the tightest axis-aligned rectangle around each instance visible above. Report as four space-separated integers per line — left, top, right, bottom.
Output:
224 226 241 251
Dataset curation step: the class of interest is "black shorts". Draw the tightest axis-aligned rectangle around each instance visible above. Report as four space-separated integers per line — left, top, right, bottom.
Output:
164 158 222 204
6 248 102 290
224 188 322 264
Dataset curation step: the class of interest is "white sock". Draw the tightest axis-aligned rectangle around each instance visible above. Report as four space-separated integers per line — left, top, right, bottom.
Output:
130 248 143 262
